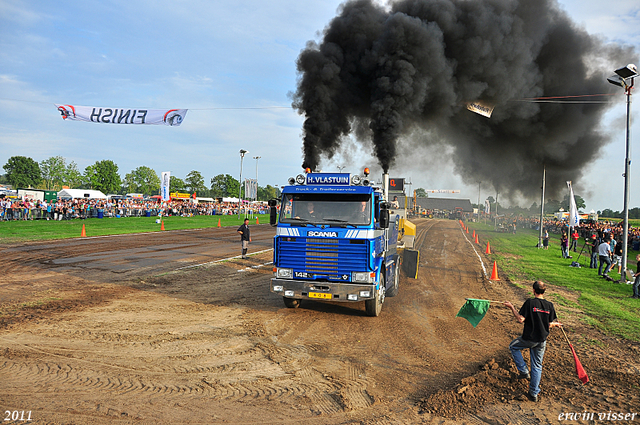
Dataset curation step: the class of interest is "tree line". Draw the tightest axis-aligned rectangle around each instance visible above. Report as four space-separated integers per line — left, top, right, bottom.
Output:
1 156 279 201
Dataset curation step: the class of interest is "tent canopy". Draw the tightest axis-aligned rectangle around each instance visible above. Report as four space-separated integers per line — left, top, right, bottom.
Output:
57 188 107 199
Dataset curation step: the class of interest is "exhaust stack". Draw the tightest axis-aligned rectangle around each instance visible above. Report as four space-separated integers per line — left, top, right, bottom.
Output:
383 173 389 202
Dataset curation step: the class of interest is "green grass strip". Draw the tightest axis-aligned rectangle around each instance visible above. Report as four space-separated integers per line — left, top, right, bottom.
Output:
468 221 640 342
0 214 264 242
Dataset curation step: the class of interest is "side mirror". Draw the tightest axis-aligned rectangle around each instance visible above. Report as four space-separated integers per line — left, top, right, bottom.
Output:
270 206 278 226
268 199 278 207
380 207 390 229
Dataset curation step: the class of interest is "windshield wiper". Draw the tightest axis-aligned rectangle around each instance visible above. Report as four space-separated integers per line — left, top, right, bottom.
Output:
322 218 357 228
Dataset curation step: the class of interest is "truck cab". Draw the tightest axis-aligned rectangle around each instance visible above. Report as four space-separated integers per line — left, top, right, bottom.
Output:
270 171 400 316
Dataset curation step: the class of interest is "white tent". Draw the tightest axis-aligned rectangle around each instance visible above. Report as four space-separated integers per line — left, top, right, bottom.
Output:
57 188 107 199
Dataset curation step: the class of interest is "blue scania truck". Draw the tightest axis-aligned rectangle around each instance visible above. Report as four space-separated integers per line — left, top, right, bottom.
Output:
268 170 400 316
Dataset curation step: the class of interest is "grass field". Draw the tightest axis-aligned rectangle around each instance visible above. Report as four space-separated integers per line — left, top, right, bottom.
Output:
467 222 640 342
0 214 261 242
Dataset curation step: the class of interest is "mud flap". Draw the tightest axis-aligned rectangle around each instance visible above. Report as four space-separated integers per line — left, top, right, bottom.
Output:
402 249 419 279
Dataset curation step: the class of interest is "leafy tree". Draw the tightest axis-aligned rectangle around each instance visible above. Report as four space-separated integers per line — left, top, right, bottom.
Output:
545 199 561 213
599 209 619 218
40 156 67 190
170 176 186 192
260 184 278 201
415 188 427 197
123 166 160 195
65 161 83 188
561 194 586 211
3 156 42 188
210 174 240 198
185 170 207 194
0 174 7 185
84 160 121 193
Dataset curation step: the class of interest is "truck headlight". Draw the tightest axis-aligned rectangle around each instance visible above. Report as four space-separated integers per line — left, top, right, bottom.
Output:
273 285 284 292
347 294 358 301
276 268 293 278
284 290 295 297
359 290 371 298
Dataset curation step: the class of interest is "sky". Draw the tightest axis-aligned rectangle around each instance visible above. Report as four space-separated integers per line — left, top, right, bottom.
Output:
1 0 639 213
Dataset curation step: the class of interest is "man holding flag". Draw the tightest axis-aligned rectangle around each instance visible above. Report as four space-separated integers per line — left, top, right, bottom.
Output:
504 281 562 402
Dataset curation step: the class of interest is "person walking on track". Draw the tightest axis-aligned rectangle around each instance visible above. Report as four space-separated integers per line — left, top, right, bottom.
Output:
504 281 562 402
237 218 251 259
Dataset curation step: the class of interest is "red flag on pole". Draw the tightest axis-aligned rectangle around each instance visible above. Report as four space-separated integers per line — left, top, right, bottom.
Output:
561 327 589 384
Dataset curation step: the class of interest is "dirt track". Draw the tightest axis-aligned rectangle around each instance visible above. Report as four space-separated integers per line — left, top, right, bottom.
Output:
1 219 638 424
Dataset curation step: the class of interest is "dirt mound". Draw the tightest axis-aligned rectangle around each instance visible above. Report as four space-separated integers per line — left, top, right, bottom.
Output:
421 326 640 422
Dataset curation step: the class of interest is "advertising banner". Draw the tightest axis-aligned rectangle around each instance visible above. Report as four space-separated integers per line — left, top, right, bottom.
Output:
56 104 187 126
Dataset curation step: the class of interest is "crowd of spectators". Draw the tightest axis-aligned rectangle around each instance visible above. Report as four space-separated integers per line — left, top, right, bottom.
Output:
0 197 269 221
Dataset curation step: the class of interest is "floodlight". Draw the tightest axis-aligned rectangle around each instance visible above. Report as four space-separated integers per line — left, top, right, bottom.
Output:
614 64 638 80
607 75 625 88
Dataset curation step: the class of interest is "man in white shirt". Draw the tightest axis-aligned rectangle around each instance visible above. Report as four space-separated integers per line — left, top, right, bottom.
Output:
598 235 613 278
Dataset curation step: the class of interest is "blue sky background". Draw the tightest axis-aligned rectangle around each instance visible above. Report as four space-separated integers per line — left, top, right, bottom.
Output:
1 0 639 212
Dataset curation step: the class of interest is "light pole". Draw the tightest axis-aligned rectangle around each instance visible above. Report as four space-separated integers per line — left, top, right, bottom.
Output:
337 165 345 173
538 164 546 249
607 63 637 282
238 149 248 218
253 156 261 201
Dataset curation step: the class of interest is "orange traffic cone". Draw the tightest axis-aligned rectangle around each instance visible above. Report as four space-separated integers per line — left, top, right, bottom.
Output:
81 223 86 237
161 221 165 231
475 234 479 244
485 241 491 254
256 217 259 224
466 227 469 233
218 218 221 228
472 230 476 238
490 261 500 280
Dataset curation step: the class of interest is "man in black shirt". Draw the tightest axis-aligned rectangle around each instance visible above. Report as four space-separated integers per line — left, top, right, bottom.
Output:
504 281 562 402
237 218 251 259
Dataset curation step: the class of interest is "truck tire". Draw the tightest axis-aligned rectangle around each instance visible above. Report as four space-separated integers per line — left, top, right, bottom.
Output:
365 274 385 317
283 297 301 308
386 262 399 297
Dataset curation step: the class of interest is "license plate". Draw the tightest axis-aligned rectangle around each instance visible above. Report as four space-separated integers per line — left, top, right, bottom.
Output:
308 292 332 299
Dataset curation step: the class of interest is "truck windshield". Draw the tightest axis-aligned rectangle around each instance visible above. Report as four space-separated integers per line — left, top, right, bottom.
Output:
279 193 372 226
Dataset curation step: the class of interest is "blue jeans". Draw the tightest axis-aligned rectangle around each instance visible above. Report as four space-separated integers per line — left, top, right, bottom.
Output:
562 246 569 258
633 275 640 297
590 252 598 268
509 337 546 397
598 256 612 276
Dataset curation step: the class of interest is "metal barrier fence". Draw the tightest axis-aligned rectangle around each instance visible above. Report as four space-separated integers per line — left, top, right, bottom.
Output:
0 207 230 221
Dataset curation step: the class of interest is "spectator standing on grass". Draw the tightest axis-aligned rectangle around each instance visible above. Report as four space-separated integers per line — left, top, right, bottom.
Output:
504 281 562 402
570 229 579 252
560 232 569 258
588 234 599 269
598 234 613 278
237 218 251 259
632 254 640 299
543 229 549 250
613 239 623 275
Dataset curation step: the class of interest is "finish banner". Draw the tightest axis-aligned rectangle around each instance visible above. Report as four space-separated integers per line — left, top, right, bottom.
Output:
55 104 187 126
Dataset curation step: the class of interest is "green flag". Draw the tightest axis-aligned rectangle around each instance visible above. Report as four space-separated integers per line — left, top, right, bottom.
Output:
456 298 490 328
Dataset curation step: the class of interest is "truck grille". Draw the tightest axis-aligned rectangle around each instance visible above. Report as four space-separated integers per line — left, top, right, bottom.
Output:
277 237 369 278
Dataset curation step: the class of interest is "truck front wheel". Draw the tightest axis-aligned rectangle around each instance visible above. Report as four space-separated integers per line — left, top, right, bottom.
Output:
283 297 301 308
386 262 399 297
365 274 385 317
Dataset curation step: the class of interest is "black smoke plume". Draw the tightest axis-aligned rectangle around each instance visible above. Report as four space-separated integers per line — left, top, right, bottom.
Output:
292 0 636 199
